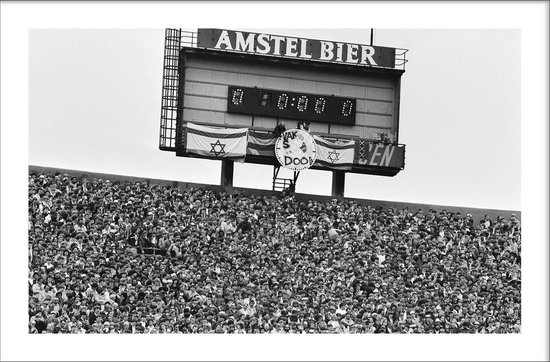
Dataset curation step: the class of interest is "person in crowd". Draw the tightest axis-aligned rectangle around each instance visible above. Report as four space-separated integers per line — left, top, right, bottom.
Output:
28 171 521 333
273 123 286 138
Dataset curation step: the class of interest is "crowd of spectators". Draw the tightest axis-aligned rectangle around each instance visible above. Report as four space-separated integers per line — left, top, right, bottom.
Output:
28 171 521 333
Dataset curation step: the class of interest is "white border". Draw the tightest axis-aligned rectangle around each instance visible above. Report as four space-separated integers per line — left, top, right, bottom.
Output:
1 2 548 361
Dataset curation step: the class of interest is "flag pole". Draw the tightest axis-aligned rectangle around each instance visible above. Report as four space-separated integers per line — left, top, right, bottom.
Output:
370 28 374 46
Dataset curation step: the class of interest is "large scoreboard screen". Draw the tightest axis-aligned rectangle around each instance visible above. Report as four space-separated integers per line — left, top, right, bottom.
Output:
227 86 356 125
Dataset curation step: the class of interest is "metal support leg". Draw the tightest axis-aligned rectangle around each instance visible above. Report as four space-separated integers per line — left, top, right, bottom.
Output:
293 171 300 184
221 160 234 189
331 171 345 198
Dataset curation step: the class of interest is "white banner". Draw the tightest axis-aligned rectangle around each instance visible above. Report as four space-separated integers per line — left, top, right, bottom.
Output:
186 123 248 161
313 136 355 170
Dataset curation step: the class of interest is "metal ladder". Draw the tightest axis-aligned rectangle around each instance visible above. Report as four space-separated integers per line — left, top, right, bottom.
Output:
159 28 182 150
272 166 299 192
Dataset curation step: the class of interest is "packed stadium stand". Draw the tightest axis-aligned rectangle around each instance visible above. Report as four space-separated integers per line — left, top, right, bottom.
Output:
28 167 521 333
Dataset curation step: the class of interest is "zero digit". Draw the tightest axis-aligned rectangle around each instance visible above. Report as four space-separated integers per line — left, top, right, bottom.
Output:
341 100 353 117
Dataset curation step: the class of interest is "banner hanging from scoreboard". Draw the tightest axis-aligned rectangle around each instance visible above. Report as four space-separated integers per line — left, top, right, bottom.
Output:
197 28 396 68
313 136 355 170
247 130 277 157
355 140 405 168
275 129 318 171
185 123 248 162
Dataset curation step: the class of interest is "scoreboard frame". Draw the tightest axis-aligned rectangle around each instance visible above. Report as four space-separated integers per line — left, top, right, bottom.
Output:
159 29 408 180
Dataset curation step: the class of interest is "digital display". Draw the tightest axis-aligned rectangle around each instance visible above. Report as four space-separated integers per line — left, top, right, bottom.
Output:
231 88 244 105
227 86 356 125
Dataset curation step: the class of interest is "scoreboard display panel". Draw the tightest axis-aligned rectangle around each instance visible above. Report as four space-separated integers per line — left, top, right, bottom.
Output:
227 86 356 125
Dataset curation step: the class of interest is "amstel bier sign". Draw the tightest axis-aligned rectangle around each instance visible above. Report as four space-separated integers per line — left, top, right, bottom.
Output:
197 28 396 68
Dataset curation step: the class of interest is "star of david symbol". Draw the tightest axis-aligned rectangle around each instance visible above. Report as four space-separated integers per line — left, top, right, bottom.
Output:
327 150 340 163
210 140 226 157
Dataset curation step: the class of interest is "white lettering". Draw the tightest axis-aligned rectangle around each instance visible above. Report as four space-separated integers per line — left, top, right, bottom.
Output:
256 34 270 54
380 146 396 167
235 32 255 52
299 39 312 59
346 44 359 63
214 30 233 50
369 144 383 165
207 29 391 68
285 37 299 57
360 45 378 66
335 43 344 62
319 41 334 60
271 35 285 55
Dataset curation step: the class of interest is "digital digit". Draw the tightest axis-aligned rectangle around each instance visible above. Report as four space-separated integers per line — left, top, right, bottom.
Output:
314 97 326 114
341 100 353 117
232 88 244 105
277 94 289 110
259 91 271 107
296 96 308 112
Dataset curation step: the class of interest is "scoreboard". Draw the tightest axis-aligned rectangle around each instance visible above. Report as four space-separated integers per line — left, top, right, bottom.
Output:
159 28 407 179
227 86 356 125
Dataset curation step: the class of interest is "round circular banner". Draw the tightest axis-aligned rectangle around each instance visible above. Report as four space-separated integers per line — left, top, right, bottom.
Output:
274 129 317 171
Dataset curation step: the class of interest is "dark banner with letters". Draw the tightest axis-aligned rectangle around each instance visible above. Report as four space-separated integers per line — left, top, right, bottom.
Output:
354 140 405 169
197 28 396 69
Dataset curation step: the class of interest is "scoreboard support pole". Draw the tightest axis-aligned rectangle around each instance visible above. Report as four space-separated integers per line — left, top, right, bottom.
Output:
221 160 234 189
331 171 345 198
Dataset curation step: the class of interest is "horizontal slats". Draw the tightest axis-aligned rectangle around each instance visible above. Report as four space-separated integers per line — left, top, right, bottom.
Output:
367 87 394 100
315 82 341 96
186 57 395 88
182 56 397 140
184 82 226 97
330 124 392 139
182 108 252 127
184 95 226 111
251 116 277 129
356 113 392 128
289 79 317 93
186 69 394 103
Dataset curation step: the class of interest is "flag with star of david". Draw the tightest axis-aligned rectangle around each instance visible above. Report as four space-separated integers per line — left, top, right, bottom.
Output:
313 135 355 170
185 122 248 162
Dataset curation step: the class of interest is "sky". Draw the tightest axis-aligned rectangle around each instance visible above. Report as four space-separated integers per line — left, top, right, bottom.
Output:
1 2 548 362
28 27 521 210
